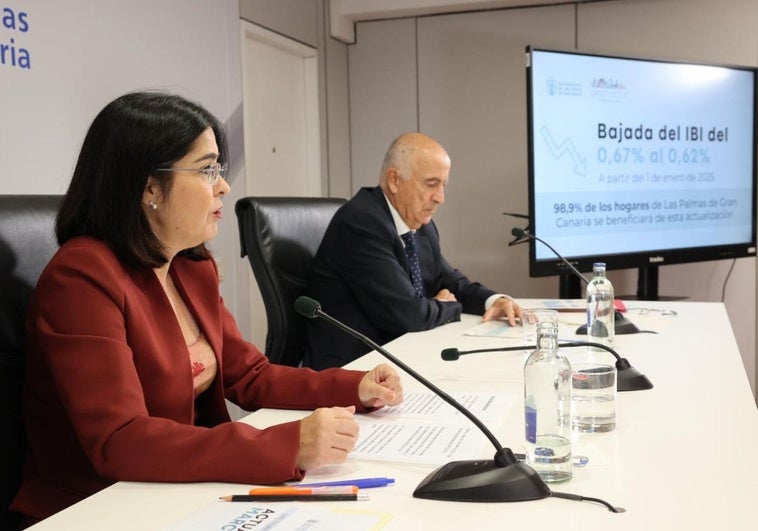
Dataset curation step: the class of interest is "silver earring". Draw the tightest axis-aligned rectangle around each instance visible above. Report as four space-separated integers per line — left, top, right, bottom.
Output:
148 200 157 210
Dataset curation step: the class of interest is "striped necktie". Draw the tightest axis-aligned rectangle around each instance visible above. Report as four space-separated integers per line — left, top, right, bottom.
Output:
401 231 425 297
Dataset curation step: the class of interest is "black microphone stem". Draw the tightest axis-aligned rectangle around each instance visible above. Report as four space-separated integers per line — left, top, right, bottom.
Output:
511 228 588 285
446 341 622 362
510 227 641 336
443 340 653 392
313 308 515 466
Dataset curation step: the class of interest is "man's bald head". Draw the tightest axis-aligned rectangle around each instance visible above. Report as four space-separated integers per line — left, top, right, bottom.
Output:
379 132 450 230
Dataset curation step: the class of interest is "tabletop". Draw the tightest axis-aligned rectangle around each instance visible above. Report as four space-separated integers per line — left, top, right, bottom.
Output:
28 300 758 530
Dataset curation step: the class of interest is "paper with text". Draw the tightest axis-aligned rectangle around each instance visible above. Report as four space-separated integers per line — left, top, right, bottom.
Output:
351 391 514 465
366 391 511 423
352 420 488 465
464 320 522 338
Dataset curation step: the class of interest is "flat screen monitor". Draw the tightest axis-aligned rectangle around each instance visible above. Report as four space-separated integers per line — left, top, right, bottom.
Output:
525 47 757 299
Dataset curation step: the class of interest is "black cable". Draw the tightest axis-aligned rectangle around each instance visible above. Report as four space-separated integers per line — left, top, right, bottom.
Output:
721 258 736 303
550 491 624 513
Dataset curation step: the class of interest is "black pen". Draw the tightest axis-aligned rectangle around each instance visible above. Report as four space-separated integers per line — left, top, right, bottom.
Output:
219 494 369 502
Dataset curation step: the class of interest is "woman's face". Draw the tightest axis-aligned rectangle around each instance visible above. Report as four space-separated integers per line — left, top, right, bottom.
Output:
144 127 230 259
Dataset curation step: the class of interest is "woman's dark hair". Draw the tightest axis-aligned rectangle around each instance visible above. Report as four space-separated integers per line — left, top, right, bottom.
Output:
56 91 229 268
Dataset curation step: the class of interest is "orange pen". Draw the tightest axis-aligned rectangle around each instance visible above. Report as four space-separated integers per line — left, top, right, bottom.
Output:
247 486 358 496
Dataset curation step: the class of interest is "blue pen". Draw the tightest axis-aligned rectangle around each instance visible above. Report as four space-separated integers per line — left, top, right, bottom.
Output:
295 477 395 489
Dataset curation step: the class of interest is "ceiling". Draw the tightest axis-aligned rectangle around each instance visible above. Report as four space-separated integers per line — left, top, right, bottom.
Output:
329 0 604 43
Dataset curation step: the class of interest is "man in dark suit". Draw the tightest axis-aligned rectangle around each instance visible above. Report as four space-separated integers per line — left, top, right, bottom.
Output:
304 132 522 369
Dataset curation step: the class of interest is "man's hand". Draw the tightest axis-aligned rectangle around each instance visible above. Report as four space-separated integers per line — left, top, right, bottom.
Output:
482 296 522 326
296 406 359 470
358 364 404 408
433 289 457 302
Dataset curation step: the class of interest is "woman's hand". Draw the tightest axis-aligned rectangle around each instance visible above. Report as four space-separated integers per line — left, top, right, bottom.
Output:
295 365 403 470
358 364 404 409
296 406 359 470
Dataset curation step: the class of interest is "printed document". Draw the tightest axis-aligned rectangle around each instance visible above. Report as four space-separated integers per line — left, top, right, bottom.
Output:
351 391 514 465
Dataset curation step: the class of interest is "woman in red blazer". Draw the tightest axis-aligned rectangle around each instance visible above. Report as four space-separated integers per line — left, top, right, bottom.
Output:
11 92 403 525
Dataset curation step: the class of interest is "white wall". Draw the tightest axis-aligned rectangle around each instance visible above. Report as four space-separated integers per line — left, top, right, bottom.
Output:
1 0 242 194
0 0 348 376
0 0 247 332
346 0 758 399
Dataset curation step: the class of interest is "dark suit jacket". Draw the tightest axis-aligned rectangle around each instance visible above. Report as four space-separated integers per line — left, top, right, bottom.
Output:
12 237 367 522
304 186 495 369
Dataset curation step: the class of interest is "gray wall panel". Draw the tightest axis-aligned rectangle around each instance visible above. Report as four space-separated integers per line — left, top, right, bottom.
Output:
348 19 420 190
417 6 576 298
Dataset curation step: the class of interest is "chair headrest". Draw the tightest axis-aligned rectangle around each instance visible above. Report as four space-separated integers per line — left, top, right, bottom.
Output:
0 195 61 362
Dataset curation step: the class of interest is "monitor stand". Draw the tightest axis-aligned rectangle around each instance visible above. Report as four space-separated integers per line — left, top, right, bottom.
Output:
560 265 685 301
559 274 582 299
621 265 687 301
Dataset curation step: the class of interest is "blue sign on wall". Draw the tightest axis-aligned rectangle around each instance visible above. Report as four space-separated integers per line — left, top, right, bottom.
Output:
2 6 31 69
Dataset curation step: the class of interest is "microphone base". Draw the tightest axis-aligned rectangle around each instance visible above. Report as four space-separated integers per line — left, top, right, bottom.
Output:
413 459 550 502
575 311 640 335
617 360 654 391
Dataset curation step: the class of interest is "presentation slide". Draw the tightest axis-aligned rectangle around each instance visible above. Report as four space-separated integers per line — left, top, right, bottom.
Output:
529 50 755 261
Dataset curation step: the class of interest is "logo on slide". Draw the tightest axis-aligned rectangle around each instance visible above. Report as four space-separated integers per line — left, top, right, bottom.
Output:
545 78 582 97
590 77 627 102
591 78 626 90
547 78 557 96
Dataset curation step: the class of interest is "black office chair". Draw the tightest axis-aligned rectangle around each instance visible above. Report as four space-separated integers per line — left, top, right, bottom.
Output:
235 196 346 367
0 195 61 530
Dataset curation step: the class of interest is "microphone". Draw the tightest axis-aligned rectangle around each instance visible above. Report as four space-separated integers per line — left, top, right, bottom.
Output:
441 341 653 392
511 227 588 283
294 296 549 503
510 227 640 335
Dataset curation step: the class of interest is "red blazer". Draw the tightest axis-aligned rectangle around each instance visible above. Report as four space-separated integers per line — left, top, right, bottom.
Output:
12 237 367 522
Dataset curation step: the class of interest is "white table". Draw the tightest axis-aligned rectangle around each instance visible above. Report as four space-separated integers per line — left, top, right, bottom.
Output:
28 301 758 530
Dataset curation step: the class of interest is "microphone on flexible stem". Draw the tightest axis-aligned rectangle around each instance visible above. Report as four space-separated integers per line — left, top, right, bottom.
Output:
510 227 640 335
441 341 653 392
294 296 549 503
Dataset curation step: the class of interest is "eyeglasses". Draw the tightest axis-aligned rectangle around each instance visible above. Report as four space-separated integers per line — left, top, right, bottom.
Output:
155 163 227 186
